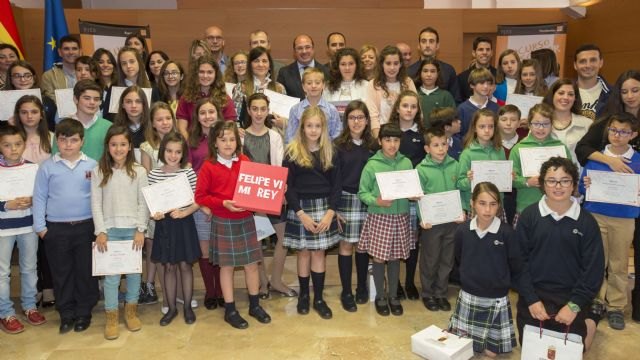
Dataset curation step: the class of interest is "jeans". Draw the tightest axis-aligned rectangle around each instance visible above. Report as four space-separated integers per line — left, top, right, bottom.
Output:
0 232 38 318
103 228 141 311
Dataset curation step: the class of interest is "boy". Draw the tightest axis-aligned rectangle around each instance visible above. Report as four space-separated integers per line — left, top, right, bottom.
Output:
456 68 499 141
74 56 98 82
32 118 100 334
498 105 527 224
429 107 462 160
0 126 46 334
415 127 461 311
285 67 342 144
579 112 640 330
52 79 111 160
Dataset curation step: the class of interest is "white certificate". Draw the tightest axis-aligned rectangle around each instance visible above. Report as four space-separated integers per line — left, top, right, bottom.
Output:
108 86 152 113
417 190 464 226
0 89 42 120
506 93 543 119
54 88 76 117
254 215 276 241
0 163 38 200
586 170 640 206
519 146 566 177
471 160 513 192
375 169 424 201
92 240 142 276
263 89 300 117
141 172 194 214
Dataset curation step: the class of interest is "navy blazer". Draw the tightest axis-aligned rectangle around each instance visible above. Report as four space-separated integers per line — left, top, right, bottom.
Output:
277 60 330 100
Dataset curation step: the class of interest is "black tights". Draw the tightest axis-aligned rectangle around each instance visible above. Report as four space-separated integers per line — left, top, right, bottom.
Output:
164 262 193 311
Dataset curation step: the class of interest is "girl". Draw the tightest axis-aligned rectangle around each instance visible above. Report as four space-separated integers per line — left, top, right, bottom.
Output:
456 109 506 216
188 39 212 71
92 48 117 91
138 102 177 306
117 47 151 88
91 126 149 340
283 106 341 320
324 48 368 103
415 58 456 128
115 85 150 150
365 45 417 138
514 59 547 96
226 51 249 123
530 48 560 88
494 49 521 106
74 56 98 82
449 182 520 357
188 98 224 310
334 100 376 311
157 61 185 114
195 121 271 329
358 123 414 316
176 55 237 139
0 43 19 88
124 33 149 62
149 132 201 326
146 50 169 84
3 61 57 130
388 90 425 300
359 44 378 81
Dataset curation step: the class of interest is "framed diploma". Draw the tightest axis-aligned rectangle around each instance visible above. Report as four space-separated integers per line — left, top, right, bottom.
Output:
375 169 424 201
519 146 566 177
0 163 38 200
586 170 640 207
141 172 194 215
417 190 464 226
92 240 142 276
471 160 513 192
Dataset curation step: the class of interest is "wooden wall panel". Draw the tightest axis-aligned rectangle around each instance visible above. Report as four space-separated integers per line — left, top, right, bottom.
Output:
176 0 423 9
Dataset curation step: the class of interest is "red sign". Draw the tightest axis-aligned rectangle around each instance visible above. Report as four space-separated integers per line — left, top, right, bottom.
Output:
232 161 288 215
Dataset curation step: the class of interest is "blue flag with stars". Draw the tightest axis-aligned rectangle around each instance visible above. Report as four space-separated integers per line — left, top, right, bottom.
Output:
43 0 69 71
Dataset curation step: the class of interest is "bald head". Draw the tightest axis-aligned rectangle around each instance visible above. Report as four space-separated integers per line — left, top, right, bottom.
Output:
293 34 315 65
396 42 412 66
204 26 225 53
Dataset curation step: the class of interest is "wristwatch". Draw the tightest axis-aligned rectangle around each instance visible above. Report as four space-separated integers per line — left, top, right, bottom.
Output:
567 301 581 313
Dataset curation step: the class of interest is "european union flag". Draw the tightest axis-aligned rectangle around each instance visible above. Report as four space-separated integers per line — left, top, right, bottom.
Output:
43 0 69 71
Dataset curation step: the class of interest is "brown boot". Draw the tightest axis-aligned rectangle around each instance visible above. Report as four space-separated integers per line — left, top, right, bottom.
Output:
124 303 142 331
104 310 119 340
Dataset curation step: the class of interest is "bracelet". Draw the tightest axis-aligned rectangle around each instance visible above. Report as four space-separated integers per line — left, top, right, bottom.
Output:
567 301 581 313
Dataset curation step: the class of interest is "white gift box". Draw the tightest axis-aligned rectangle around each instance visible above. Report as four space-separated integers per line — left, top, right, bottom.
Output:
411 325 474 360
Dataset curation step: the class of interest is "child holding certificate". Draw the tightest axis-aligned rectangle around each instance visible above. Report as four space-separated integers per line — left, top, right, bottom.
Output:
415 127 461 312
91 126 149 340
448 182 520 357
509 103 571 227
358 123 414 317
579 112 640 331
0 125 47 334
194 121 270 330
149 132 201 326
498 105 527 225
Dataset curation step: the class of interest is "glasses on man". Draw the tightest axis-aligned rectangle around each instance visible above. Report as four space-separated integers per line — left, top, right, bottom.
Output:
11 73 33 80
607 127 634 137
544 178 573 187
530 122 551 129
163 71 181 78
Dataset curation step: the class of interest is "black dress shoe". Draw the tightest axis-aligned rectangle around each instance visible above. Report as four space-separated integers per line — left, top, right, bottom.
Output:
405 284 420 300
224 310 249 329
204 297 218 310
423 296 439 311
437 297 451 311
249 305 271 324
396 284 406 300
74 316 91 332
389 298 404 316
184 306 196 324
313 300 333 319
216 297 225 307
340 293 357 312
160 308 178 326
355 288 369 305
59 318 75 334
42 300 56 308
375 298 390 316
297 294 310 315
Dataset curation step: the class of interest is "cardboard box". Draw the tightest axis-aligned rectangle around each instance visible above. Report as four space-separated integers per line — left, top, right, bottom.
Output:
411 325 474 360
232 161 288 215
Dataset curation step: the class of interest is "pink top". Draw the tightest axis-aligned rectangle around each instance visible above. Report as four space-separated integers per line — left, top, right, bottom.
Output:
188 136 209 174
22 133 53 165
176 93 237 125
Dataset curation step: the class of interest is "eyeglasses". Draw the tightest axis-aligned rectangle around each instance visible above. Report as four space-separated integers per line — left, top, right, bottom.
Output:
607 127 634 137
348 115 367 122
544 178 573 188
163 71 181 78
11 73 33 80
530 122 551 129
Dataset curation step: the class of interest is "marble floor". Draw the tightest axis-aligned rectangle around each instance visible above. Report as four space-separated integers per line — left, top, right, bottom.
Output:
2 255 639 359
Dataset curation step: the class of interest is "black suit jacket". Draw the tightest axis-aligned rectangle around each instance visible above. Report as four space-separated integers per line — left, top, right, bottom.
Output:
277 60 330 100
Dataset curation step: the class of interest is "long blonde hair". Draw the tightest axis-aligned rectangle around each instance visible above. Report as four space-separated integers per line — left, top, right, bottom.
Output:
285 106 334 171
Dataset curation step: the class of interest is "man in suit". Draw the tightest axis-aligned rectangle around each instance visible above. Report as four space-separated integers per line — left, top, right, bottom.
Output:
277 34 329 100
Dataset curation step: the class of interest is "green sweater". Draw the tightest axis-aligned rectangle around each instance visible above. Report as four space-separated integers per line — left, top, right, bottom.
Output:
415 154 460 221
358 150 413 215
52 117 112 161
456 140 506 211
509 134 572 213
418 87 456 128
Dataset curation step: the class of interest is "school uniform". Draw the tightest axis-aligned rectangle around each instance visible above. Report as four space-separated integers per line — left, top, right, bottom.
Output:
400 123 427 236
456 98 499 141
455 65 497 104
417 87 456 129
501 132 526 225
456 140 506 213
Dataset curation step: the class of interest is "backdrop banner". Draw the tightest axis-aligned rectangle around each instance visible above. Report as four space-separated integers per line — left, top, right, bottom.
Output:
78 20 152 58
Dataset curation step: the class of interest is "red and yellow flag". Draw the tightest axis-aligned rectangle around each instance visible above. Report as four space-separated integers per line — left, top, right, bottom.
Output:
0 0 25 59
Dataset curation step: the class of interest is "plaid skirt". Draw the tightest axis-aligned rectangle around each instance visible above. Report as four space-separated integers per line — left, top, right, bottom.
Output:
210 215 262 267
194 209 212 242
448 289 517 354
337 191 367 244
358 213 414 261
284 197 341 250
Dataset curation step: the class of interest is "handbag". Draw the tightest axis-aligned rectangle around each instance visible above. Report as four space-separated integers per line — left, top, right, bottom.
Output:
521 322 583 360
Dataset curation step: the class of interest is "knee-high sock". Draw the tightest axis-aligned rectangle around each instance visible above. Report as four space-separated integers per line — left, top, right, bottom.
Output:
298 276 310 297
310 271 325 302
338 255 353 296
388 260 400 299
355 252 369 292
405 247 419 286
372 262 386 300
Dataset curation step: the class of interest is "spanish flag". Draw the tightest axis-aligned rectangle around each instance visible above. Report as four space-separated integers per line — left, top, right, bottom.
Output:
0 0 25 59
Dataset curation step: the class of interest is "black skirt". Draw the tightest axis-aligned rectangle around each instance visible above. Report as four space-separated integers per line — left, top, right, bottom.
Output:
151 214 202 264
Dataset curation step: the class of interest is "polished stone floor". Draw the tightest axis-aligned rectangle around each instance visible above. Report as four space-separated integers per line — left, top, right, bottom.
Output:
2 255 639 359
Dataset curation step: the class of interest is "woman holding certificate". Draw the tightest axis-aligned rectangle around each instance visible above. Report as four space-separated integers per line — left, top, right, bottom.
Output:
91 126 149 340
